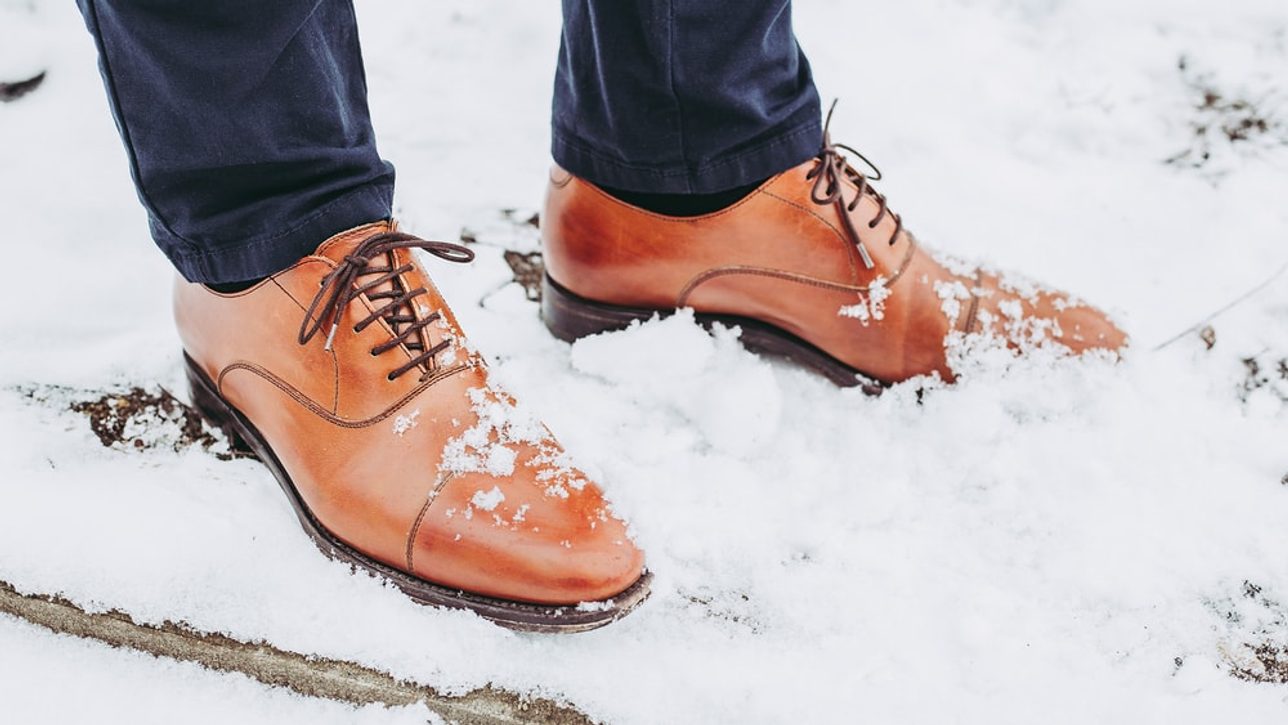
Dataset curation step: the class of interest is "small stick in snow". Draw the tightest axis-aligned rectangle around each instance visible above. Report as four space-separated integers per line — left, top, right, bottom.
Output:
0 72 47 103
1153 260 1288 351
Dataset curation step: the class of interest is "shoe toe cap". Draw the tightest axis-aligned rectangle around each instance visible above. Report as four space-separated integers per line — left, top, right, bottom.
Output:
970 272 1128 356
407 465 645 606
1050 298 1128 354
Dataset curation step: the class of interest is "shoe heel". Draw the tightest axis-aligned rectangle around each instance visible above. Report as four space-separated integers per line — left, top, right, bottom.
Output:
183 354 255 457
540 274 660 342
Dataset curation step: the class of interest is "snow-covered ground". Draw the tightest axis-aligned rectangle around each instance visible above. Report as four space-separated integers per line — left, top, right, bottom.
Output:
0 615 438 724
3 0 1288 722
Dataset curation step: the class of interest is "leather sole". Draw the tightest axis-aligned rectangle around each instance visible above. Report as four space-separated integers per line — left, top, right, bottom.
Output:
184 353 652 633
541 274 884 394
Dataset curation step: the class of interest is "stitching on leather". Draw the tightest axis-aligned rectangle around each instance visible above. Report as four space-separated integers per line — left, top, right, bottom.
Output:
677 238 919 307
405 471 456 572
892 236 918 282
758 189 858 282
269 274 342 415
758 190 850 245
963 294 981 334
216 362 469 428
962 269 985 334
678 267 862 305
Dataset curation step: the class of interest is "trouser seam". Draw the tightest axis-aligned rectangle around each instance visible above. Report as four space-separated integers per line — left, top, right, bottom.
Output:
81 0 197 254
666 0 691 179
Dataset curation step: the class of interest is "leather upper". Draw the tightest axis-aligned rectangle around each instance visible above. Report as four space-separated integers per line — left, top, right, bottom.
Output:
542 162 1127 383
175 222 644 605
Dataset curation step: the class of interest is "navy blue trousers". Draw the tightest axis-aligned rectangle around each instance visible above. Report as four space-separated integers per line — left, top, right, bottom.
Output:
78 1 822 284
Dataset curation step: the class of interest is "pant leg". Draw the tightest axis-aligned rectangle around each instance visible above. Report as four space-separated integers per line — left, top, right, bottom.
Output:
77 0 394 284
552 0 821 195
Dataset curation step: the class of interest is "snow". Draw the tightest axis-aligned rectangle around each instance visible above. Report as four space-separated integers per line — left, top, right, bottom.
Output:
439 386 544 478
3 0 1288 722
839 275 891 325
470 486 506 512
936 278 973 324
0 615 438 724
391 409 420 437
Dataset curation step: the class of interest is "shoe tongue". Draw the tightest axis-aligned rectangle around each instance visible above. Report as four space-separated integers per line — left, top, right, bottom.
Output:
313 221 435 363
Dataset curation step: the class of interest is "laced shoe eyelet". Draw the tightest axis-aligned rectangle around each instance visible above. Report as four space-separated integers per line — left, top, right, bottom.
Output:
296 231 473 364
369 349 379 357
386 372 397 382
867 220 878 229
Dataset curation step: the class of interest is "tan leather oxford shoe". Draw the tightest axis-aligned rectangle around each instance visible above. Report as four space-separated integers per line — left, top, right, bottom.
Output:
541 142 1126 387
177 221 649 632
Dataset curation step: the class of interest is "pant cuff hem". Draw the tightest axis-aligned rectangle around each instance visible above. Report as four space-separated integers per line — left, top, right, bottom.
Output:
551 120 822 194
159 183 394 284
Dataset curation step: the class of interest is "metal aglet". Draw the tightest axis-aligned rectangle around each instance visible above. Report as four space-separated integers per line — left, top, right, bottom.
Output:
323 323 339 351
856 240 876 269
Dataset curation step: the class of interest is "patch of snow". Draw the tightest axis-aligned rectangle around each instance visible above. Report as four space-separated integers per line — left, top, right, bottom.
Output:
996 270 1046 304
439 385 545 478
838 276 892 326
935 279 972 323
392 408 420 437
929 248 980 278
470 486 505 512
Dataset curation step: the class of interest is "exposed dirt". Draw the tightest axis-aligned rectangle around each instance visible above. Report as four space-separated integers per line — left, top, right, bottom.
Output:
21 384 248 460
1166 57 1287 169
1199 325 1217 350
1209 580 1288 684
461 208 547 304
504 250 545 302
501 208 541 229
1240 355 1288 402
1230 642 1288 684
0 71 45 103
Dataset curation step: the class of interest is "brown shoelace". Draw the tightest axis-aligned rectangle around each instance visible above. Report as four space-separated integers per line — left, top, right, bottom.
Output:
805 102 903 270
298 231 475 381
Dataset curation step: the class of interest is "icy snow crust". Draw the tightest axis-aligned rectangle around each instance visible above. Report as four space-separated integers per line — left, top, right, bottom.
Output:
4 0 1288 722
